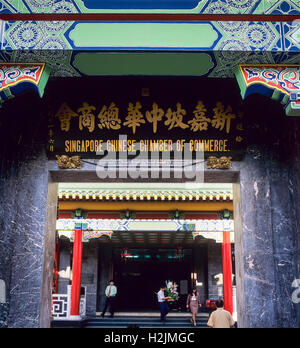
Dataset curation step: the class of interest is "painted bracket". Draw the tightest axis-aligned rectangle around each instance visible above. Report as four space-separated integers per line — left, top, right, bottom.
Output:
0 63 51 106
235 65 300 116
57 230 114 242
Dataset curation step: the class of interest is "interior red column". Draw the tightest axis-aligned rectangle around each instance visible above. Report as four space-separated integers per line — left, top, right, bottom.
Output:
222 230 233 315
70 228 83 317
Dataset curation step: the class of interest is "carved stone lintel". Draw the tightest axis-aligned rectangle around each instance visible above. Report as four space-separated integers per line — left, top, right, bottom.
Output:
56 155 82 169
206 156 232 170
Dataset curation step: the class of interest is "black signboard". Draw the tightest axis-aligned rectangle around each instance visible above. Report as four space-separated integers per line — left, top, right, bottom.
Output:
47 77 246 160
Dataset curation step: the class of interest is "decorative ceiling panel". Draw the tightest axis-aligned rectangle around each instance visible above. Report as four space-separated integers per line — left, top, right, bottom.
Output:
0 18 298 78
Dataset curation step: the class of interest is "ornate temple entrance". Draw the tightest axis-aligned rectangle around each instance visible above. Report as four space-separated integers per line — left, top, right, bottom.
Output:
0 0 299 329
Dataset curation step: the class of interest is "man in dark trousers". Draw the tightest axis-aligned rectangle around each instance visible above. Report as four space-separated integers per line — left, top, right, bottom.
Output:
101 280 118 318
157 286 172 322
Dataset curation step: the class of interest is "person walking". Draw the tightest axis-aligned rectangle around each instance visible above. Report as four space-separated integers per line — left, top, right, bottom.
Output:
157 286 172 323
186 288 202 327
207 299 235 328
101 280 117 318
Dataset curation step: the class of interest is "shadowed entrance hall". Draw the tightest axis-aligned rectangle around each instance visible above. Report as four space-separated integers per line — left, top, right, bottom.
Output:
113 247 193 311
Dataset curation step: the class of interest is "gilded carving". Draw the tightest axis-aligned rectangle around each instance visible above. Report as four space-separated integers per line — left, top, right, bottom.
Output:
56 155 82 169
206 156 232 170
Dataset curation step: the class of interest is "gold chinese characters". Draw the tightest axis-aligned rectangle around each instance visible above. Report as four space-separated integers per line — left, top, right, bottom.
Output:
55 101 240 135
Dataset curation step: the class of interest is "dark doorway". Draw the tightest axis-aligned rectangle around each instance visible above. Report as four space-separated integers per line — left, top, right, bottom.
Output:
113 248 193 311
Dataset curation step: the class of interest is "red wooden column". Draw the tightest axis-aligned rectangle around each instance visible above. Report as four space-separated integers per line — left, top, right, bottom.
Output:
70 225 83 318
222 230 233 315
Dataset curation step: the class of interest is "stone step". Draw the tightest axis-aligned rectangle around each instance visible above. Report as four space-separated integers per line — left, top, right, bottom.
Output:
85 322 208 326
96 311 211 317
88 317 208 322
85 325 208 328
84 316 209 328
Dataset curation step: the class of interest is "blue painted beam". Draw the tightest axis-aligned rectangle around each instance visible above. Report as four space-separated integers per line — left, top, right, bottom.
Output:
0 0 299 15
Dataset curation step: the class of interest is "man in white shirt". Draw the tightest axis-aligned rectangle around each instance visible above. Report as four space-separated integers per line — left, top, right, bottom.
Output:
101 280 118 318
157 286 172 322
207 299 235 328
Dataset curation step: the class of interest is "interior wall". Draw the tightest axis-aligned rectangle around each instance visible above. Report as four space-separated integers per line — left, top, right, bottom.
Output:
97 245 113 312
207 243 223 300
58 242 71 294
194 245 208 304
81 241 99 317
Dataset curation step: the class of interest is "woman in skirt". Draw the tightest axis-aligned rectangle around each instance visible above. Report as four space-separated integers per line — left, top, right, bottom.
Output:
186 288 202 327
